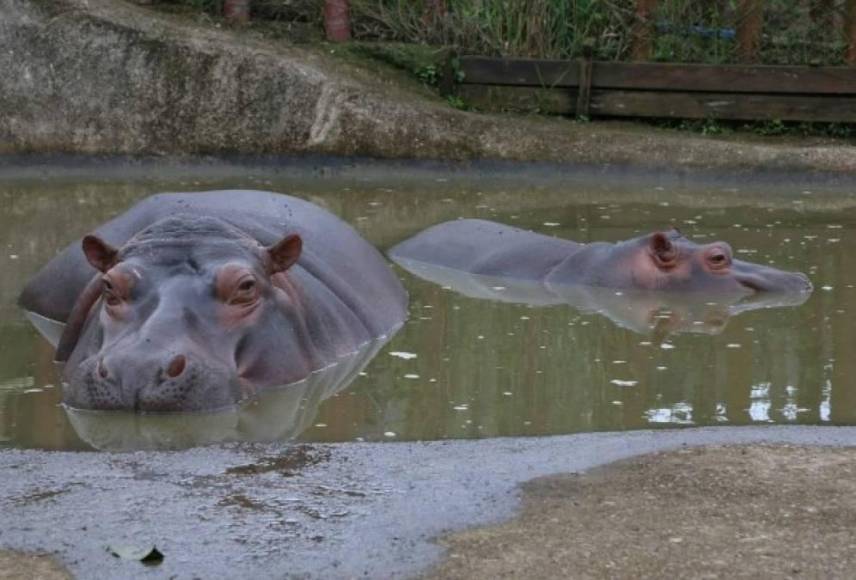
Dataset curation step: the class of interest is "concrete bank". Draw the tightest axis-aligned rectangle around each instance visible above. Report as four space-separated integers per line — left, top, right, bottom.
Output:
3 426 856 579
2 0 856 173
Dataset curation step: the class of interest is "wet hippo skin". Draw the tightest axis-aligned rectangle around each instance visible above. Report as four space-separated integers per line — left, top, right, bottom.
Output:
390 219 812 301
19 191 407 412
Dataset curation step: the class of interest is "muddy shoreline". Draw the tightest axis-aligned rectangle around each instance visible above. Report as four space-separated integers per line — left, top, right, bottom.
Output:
3 426 856 579
431 444 856 579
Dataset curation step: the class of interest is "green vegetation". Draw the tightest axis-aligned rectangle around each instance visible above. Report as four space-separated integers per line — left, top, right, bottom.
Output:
212 0 852 65
153 0 856 139
156 0 854 68
342 42 449 86
655 118 856 139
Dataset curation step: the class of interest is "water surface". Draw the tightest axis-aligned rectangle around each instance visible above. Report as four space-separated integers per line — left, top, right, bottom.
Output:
1 161 854 450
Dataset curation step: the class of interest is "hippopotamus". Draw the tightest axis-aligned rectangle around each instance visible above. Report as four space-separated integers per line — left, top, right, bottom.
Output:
389 219 812 324
19 190 407 412
390 257 810 337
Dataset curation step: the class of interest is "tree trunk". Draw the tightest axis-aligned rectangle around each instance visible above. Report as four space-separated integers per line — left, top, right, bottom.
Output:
223 0 250 24
630 0 658 61
846 0 856 64
736 0 764 63
325 0 351 43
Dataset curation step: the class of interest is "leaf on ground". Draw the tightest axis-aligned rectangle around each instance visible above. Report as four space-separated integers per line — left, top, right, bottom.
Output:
107 545 164 565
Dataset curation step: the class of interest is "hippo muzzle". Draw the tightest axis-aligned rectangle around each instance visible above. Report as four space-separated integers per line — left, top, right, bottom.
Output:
732 260 814 295
65 350 241 412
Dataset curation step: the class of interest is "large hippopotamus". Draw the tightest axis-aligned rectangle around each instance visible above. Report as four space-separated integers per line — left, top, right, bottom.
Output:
389 219 812 320
19 191 407 412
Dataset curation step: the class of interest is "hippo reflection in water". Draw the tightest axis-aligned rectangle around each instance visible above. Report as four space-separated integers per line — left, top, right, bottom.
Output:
390 219 812 335
19 191 407 412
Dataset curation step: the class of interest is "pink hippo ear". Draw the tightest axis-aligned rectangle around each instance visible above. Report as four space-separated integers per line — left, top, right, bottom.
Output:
650 232 677 263
82 235 119 273
266 234 302 274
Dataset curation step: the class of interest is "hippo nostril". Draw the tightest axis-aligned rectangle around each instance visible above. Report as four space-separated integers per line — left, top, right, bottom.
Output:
97 360 109 379
166 354 186 379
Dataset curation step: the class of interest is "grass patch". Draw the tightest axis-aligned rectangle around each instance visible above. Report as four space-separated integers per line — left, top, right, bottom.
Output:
652 118 856 140
156 0 851 65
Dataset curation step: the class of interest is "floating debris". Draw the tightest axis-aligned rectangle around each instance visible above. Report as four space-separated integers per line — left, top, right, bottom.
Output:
610 379 638 387
389 351 417 360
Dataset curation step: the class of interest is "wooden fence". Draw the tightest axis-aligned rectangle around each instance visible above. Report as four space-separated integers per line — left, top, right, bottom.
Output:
444 56 856 123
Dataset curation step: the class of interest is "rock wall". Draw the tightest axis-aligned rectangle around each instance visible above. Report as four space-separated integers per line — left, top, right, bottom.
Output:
0 0 486 157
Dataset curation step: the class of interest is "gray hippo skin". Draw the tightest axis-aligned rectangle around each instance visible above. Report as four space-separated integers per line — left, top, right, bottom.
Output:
389 219 812 335
19 191 407 412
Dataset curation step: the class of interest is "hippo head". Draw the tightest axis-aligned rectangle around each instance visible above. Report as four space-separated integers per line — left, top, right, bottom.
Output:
551 228 813 295
59 216 307 412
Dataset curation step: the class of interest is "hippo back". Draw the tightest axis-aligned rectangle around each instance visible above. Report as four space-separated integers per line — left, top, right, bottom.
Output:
389 219 577 280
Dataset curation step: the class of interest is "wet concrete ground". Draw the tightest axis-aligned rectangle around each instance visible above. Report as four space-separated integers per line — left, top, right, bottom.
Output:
3 426 856 579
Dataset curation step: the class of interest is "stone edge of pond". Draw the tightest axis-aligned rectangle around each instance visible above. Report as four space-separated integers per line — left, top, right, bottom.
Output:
3 153 856 197
2 0 856 175
3 426 856 579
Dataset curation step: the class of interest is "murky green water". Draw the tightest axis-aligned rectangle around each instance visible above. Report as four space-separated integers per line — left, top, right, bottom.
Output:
1 161 855 450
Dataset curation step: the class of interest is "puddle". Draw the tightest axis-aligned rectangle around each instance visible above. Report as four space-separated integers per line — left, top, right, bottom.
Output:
1 163 855 449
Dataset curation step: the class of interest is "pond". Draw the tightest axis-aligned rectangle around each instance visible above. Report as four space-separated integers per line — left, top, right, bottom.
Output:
1 159 854 450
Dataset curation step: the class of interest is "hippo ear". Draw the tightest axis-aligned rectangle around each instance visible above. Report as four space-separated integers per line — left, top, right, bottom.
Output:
650 232 677 262
82 235 119 273
266 234 302 274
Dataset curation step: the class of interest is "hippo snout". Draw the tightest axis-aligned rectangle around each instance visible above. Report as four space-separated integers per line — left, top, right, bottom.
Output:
65 351 240 412
734 263 813 295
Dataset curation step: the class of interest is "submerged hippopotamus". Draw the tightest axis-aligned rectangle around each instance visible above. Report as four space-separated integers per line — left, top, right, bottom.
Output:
390 257 810 337
19 191 407 412
390 219 812 295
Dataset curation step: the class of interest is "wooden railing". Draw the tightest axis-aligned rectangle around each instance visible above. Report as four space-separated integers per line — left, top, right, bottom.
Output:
444 56 856 122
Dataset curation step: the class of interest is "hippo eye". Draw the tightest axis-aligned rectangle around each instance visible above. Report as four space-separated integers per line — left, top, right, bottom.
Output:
228 276 259 305
706 249 732 271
